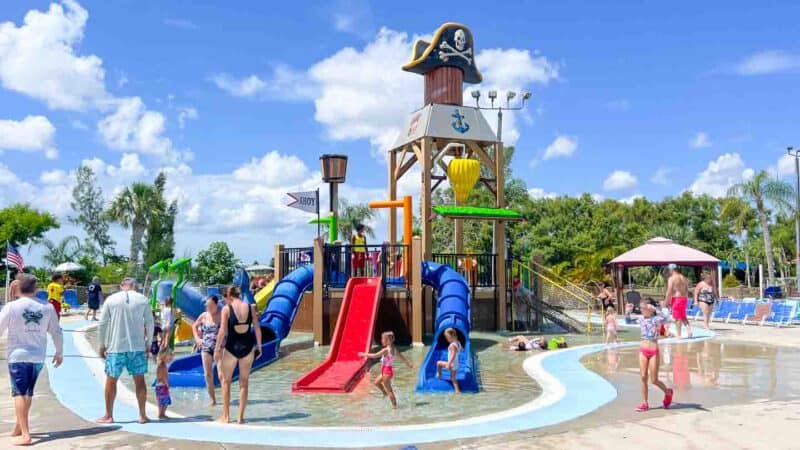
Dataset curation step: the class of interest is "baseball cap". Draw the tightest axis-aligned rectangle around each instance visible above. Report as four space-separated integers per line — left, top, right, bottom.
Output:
667 263 677 270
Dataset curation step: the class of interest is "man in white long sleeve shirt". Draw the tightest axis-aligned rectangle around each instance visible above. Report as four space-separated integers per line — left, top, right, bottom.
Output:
0 274 63 446
96 278 154 424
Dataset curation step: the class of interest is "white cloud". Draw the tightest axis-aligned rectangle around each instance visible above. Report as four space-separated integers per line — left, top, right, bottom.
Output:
777 154 796 177
0 115 58 158
163 18 198 30
212 65 317 101
116 70 128 88
232 151 312 187
734 50 800 76
308 28 559 161
211 74 266 97
528 187 557 199
688 153 754 197
542 135 577 160
106 153 146 178
39 169 68 185
603 170 638 191
97 97 181 161
619 194 643 205
0 0 108 110
651 167 673 186
177 107 198 129
0 2 183 162
689 131 712 149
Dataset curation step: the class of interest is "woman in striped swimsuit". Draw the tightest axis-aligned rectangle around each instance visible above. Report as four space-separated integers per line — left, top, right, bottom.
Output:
192 295 221 406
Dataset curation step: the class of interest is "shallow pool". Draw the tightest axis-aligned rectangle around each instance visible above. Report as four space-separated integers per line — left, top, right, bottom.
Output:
86 330 612 426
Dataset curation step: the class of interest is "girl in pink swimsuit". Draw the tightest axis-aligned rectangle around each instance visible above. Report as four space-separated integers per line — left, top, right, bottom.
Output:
359 331 412 408
636 299 673 412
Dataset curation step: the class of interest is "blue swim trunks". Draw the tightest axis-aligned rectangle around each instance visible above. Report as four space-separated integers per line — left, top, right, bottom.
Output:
9 362 44 397
105 351 148 378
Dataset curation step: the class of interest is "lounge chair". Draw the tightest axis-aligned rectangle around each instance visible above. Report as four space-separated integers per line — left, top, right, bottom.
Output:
764 303 796 327
727 302 756 324
744 303 772 326
712 300 738 322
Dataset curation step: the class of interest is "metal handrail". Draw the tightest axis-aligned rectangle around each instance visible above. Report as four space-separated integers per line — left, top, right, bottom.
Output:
528 259 597 300
513 260 600 334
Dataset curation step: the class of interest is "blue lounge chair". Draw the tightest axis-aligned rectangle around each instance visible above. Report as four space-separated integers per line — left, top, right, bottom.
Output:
712 300 738 322
727 302 756 324
765 303 795 327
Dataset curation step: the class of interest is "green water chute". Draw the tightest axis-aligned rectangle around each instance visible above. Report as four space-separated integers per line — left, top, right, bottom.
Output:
309 213 338 242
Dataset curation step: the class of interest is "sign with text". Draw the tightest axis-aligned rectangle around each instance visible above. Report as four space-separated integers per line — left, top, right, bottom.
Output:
287 190 319 214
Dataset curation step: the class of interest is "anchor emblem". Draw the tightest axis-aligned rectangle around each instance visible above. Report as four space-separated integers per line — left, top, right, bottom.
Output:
451 109 470 134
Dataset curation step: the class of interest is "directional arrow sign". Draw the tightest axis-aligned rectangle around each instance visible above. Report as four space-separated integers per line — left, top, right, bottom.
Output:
287 190 319 214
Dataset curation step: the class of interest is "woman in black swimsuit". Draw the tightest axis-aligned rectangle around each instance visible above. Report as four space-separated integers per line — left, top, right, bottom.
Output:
214 286 262 424
598 282 615 311
693 271 717 330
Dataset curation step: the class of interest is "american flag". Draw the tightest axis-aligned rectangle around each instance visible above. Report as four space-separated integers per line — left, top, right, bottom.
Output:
5 244 24 270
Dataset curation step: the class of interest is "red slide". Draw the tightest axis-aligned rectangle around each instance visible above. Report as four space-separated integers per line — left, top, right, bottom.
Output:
292 277 383 393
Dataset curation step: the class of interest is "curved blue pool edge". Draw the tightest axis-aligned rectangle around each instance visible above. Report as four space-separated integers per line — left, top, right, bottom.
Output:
46 322 713 448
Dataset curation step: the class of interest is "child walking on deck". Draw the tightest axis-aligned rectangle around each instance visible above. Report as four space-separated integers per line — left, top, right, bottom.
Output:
359 331 412 408
436 328 463 393
636 298 673 412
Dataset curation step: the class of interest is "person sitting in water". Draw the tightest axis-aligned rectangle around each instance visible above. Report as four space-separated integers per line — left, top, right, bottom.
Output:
508 335 548 351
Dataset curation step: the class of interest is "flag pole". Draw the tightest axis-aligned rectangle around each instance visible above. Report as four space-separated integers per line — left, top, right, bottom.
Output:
4 240 10 305
316 188 321 241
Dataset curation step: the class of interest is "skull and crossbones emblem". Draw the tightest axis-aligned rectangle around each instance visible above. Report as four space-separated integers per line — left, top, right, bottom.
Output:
438 28 472 65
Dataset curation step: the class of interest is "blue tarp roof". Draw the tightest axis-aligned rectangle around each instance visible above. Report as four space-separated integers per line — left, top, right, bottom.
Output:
719 261 747 271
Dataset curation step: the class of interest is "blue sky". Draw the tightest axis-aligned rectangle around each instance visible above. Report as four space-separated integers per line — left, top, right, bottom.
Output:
1 0 799 265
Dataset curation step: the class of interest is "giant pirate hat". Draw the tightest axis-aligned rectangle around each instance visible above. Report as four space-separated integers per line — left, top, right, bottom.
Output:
402 22 482 84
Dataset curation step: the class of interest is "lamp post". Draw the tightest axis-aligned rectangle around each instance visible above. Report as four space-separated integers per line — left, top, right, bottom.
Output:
470 90 532 143
320 154 348 241
787 146 800 292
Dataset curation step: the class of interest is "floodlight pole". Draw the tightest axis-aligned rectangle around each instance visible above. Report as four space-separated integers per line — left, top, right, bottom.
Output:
788 146 800 293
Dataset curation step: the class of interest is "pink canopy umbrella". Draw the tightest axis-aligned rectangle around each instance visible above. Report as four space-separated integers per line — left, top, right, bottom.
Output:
608 237 720 306
609 237 720 268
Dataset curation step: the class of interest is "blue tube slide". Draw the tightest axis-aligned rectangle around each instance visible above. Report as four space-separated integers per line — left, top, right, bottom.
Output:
167 265 314 387
416 261 479 393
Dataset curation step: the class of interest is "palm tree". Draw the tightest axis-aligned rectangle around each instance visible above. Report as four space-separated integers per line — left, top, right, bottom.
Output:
728 170 793 285
40 235 83 267
337 199 376 241
649 223 696 247
720 197 757 287
106 182 160 264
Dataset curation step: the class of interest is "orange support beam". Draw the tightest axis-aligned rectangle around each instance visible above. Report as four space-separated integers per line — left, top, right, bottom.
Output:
369 196 413 280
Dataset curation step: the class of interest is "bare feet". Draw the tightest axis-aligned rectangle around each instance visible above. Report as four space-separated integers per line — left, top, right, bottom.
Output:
158 414 169 420
138 416 150 424
11 424 21 437
215 416 230 424
237 418 246 424
11 435 32 446
208 400 217 407
96 415 114 424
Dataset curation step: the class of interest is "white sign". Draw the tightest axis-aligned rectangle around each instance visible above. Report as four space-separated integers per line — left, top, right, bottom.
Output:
287 191 318 214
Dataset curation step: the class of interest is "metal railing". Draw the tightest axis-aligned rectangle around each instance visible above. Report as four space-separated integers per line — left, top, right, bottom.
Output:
432 253 497 288
279 247 314 278
512 260 599 334
323 244 408 289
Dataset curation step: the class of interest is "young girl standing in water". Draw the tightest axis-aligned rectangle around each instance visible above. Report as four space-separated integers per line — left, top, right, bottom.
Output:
359 331 412 408
436 328 463 393
636 298 673 412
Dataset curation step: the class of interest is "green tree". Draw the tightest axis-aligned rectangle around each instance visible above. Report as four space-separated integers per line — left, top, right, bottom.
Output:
721 197 757 285
143 173 178 268
195 241 240 285
40 235 83 267
337 199 376 241
107 182 160 264
70 165 115 263
728 170 793 284
0 204 59 252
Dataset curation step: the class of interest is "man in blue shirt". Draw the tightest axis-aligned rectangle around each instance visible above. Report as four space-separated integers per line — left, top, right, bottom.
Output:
86 276 102 321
